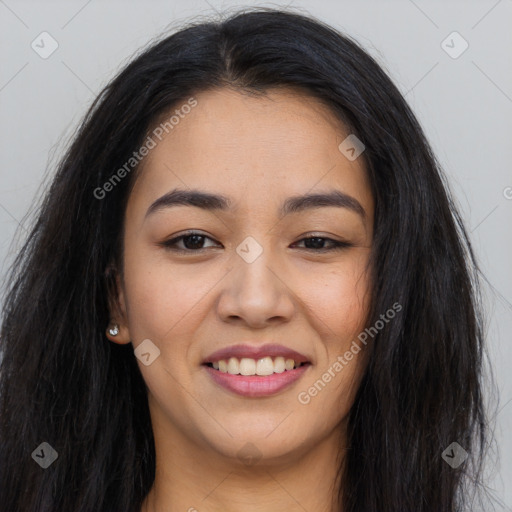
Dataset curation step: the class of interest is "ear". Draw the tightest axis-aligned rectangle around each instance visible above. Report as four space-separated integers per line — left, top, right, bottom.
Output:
104 263 131 345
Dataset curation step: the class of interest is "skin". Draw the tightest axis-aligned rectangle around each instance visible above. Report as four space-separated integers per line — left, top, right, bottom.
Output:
106 87 374 512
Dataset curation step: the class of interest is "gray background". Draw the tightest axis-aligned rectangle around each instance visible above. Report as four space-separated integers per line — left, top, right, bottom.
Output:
1 0 511 508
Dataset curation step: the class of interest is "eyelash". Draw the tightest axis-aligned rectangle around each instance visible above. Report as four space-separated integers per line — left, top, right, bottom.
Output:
160 231 353 253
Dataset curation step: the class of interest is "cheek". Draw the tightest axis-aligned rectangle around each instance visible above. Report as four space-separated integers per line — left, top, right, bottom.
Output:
124 249 371 339
299 254 371 341
122 251 226 353
296 262 371 425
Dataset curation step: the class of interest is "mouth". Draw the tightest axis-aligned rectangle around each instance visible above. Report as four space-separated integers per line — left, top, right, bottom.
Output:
202 344 312 397
204 356 309 376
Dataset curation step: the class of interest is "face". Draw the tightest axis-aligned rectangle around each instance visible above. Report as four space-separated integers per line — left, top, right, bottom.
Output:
108 87 374 465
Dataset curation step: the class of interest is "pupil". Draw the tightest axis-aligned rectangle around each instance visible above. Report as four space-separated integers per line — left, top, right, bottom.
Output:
305 237 324 249
184 235 204 249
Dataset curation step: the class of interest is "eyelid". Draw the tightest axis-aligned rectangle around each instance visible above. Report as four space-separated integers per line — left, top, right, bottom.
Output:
292 234 353 251
160 230 353 253
160 231 220 251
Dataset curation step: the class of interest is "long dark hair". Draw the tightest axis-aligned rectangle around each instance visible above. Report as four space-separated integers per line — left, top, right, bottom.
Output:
0 7 492 511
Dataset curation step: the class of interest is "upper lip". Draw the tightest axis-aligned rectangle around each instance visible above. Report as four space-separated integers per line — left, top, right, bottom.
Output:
203 344 310 364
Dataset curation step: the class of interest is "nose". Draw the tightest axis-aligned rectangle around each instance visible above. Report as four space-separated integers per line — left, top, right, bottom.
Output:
216 240 295 328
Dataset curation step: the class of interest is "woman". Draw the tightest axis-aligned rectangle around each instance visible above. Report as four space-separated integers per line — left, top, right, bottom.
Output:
0 7 491 511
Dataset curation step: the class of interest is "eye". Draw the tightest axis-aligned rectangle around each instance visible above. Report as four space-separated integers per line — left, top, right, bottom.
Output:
160 231 352 254
292 235 353 252
160 231 220 253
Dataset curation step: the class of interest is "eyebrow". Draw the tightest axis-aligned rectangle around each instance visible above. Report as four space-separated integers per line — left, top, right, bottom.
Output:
145 188 366 220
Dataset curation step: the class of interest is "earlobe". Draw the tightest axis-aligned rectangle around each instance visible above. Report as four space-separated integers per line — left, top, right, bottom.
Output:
106 321 131 345
104 264 131 345
108 324 119 336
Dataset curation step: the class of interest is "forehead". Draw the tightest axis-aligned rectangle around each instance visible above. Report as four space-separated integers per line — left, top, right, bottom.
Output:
128 87 373 221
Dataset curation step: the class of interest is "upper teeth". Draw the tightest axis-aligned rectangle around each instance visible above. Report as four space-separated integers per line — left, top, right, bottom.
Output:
211 356 303 376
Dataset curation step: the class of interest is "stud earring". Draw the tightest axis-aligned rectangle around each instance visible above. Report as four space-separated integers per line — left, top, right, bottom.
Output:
108 324 119 336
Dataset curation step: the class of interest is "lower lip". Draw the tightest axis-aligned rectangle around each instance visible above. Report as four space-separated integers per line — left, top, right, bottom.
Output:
204 364 311 397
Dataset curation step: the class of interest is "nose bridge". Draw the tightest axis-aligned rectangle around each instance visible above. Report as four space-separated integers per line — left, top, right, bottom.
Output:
233 234 281 296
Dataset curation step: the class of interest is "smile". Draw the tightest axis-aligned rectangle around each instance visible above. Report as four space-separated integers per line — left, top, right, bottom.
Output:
207 356 306 375
203 357 311 397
